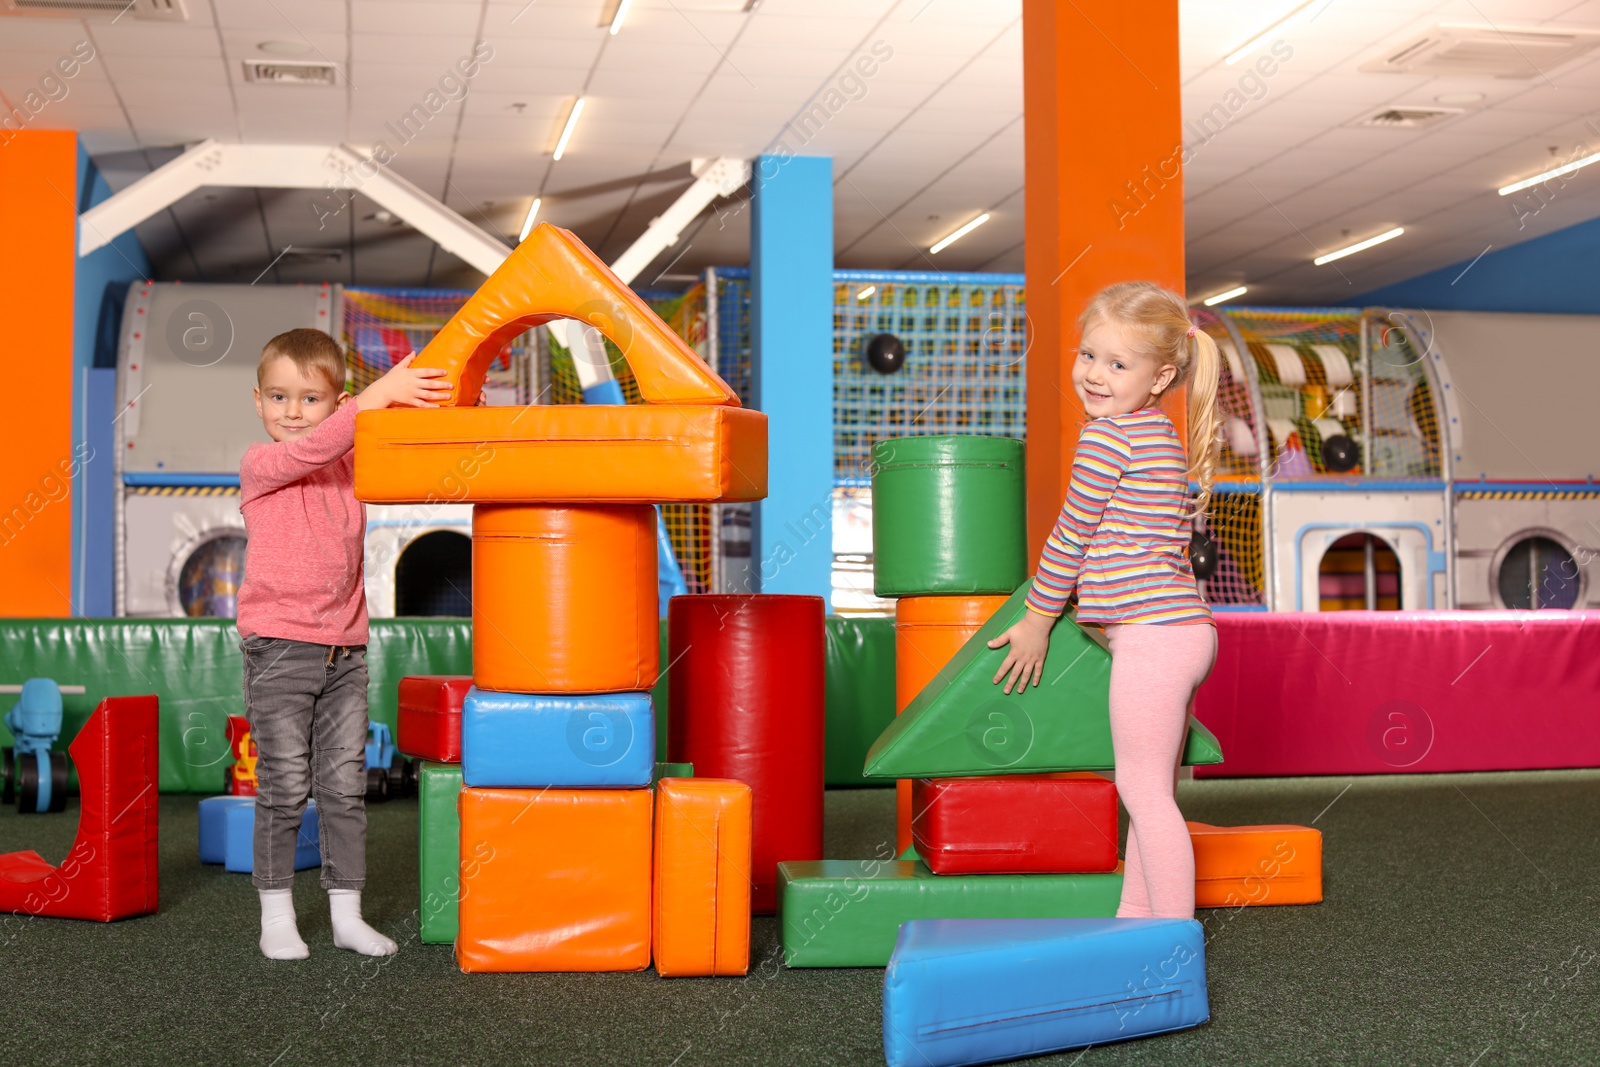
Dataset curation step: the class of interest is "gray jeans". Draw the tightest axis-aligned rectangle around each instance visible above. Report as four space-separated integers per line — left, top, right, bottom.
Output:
240 636 369 891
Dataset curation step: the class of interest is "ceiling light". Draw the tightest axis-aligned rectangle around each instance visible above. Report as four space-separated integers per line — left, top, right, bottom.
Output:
1225 0 1318 64
929 213 989 254
609 0 634 35
1498 150 1600 195
856 285 876 301
1313 227 1404 265
519 198 541 241
1203 285 1247 306
553 97 584 161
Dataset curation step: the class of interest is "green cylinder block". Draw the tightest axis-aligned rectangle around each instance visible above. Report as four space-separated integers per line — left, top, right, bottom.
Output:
871 435 1027 597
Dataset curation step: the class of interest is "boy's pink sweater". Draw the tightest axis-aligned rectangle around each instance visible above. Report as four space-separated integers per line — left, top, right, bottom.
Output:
236 400 368 646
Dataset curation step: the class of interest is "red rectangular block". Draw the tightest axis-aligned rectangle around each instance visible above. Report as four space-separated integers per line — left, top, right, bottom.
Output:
397 675 471 763
911 773 1119 875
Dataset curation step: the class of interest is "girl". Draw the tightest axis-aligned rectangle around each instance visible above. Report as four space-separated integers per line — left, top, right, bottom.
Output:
988 281 1221 920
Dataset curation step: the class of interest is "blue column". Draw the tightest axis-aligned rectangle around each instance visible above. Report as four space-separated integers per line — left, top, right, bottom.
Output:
750 154 833 608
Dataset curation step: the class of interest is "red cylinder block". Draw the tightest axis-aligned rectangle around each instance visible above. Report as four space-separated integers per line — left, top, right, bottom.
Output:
667 594 825 914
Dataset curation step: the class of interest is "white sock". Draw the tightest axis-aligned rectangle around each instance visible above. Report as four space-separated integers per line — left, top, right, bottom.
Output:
329 889 398 957
259 888 309 961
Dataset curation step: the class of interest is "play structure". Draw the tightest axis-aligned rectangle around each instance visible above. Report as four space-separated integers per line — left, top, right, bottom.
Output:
362 223 764 975
1190 305 1600 612
0 695 159 922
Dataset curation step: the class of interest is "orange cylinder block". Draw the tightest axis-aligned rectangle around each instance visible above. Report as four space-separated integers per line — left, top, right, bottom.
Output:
653 778 753 977
1188 822 1324 908
472 504 659 693
456 787 653 973
893 595 1009 853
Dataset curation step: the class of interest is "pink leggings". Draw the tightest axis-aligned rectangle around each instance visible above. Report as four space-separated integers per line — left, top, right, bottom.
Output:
1105 622 1217 920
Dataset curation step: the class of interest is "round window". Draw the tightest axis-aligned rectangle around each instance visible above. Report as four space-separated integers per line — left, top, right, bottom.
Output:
1496 535 1579 610
177 533 248 617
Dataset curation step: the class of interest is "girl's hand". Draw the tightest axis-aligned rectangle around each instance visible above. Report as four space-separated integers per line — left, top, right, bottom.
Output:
988 610 1054 695
356 353 453 411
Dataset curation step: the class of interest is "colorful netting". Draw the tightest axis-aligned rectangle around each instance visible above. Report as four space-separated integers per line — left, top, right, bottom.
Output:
341 288 534 403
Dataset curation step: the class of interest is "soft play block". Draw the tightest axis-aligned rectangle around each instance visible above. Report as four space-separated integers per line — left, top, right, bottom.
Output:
0 696 159 922
419 763 463 943
472 505 659 694
220 799 321 874
654 778 753 977
415 223 740 408
198 795 251 864
777 859 1123 968
865 584 1223 779
911 773 1118 875
1189 822 1324 907
883 918 1209 1066
397 675 471 763
356 402 766 505
461 687 654 788
457 786 653 973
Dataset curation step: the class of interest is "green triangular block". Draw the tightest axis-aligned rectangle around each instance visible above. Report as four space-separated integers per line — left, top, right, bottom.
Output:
864 583 1223 778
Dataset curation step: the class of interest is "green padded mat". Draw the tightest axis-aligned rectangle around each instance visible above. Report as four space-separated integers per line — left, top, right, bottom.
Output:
0 616 895 793
418 762 463 944
864 585 1223 778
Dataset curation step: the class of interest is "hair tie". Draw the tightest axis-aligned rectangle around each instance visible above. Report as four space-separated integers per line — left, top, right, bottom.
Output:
1186 325 1196 339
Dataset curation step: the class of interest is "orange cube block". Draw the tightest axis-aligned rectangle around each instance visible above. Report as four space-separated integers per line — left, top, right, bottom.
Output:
472 503 659 693
653 778 753 977
1188 822 1324 908
457 787 653 973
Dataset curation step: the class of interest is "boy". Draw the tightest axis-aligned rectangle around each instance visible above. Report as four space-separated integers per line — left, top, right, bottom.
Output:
238 328 449 960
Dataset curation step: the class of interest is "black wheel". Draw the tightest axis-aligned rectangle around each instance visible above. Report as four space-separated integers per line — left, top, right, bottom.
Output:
402 757 418 798
17 754 39 814
387 754 409 798
365 765 389 802
1 747 13 805
48 752 69 812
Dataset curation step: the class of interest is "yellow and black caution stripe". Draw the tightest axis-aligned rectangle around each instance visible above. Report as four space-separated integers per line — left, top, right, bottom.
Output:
126 485 240 497
1456 489 1600 501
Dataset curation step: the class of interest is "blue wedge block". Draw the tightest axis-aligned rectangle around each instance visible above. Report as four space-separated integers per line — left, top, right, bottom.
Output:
460 687 654 788
883 918 1208 1067
221 799 321 874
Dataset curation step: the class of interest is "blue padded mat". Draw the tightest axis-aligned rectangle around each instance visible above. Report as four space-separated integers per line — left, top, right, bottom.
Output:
215 798 321 874
883 917 1208 1066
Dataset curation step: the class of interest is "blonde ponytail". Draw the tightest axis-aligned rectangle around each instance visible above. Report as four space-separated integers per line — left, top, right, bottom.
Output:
1077 281 1222 521
1185 328 1222 518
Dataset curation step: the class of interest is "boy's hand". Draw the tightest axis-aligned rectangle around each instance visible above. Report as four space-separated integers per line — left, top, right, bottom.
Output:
355 353 452 411
988 610 1054 695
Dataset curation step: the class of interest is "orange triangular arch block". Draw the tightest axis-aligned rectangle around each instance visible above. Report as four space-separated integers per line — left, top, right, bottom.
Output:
416 222 738 408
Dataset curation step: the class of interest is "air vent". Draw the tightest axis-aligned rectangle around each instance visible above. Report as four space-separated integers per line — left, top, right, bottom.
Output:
282 247 344 262
2 0 185 18
1356 106 1461 129
242 60 339 87
1361 24 1600 79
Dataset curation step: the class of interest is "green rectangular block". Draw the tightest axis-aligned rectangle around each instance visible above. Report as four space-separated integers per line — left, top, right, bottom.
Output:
864 584 1222 778
777 859 1124 967
418 762 463 945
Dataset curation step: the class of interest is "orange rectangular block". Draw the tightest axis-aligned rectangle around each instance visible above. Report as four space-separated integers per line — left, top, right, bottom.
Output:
1188 822 1323 908
354 403 767 505
457 787 653 972
653 778 753 977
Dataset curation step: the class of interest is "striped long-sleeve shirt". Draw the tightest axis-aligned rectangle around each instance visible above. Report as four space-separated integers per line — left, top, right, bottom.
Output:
1026 408 1213 626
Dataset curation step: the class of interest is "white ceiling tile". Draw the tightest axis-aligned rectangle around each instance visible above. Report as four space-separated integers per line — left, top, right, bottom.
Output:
88 23 224 58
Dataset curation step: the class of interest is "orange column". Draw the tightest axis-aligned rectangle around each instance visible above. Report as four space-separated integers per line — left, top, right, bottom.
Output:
1022 1 1186 558
0 130 78 615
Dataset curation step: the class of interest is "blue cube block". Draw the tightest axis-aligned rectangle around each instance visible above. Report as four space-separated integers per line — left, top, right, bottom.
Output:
461 687 654 788
883 918 1208 1067
219 799 321 874
198 796 253 864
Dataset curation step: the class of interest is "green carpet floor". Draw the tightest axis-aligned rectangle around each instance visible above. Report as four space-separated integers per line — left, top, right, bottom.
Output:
3 771 1599 1066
